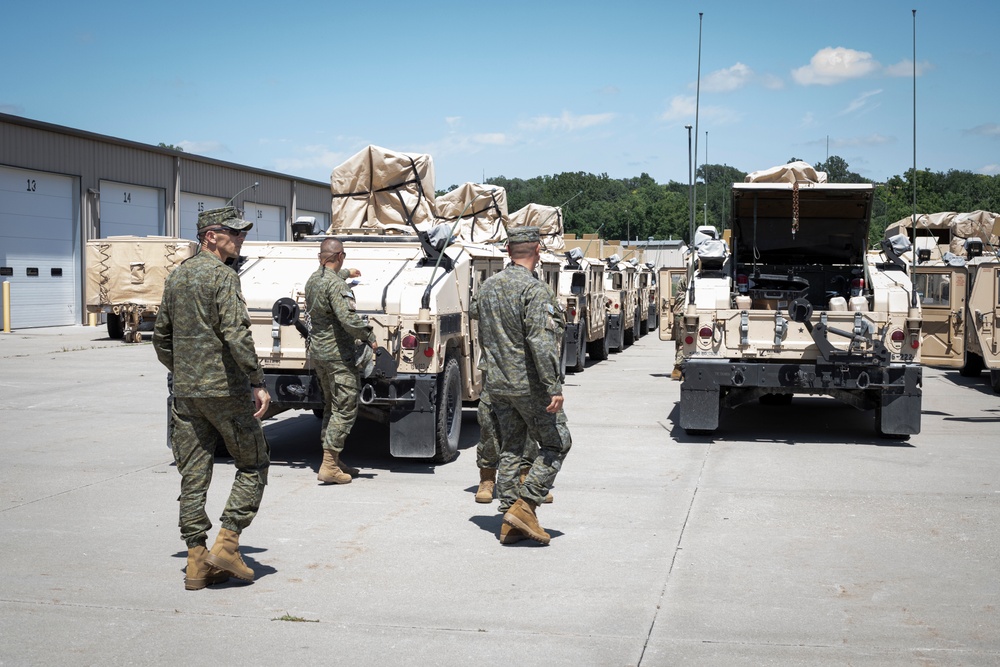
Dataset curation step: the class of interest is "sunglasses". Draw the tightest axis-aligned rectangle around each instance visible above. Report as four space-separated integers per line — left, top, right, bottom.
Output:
208 226 246 236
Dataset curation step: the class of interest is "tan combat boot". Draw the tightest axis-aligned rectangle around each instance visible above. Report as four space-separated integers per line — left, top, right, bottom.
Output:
499 522 527 545
205 528 254 581
475 468 496 503
184 544 230 590
519 467 553 504
318 450 352 484
502 498 550 545
334 451 360 478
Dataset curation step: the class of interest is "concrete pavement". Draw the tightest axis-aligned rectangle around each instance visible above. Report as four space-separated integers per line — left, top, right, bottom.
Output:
1 325 998 666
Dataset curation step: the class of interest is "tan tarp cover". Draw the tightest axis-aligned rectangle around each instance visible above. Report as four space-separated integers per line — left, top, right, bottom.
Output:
507 203 565 252
85 237 197 306
329 145 437 232
885 210 999 256
434 183 509 244
745 161 828 184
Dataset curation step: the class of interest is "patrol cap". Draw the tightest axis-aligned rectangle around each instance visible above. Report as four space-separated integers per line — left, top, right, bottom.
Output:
197 206 253 232
507 226 540 245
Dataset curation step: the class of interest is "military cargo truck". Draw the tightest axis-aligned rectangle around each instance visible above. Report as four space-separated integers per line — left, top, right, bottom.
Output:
899 211 1000 393
677 162 923 438
636 261 657 336
241 147 508 462
564 235 610 365
85 236 197 342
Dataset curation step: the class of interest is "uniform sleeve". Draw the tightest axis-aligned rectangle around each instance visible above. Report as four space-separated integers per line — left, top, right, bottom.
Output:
152 281 174 371
329 281 375 344
216 271 264 385
523 283 563 396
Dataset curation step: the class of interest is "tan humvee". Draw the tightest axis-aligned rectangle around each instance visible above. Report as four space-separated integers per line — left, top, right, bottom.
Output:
901 211 1000 393
677 162 923 438
239 147 508 462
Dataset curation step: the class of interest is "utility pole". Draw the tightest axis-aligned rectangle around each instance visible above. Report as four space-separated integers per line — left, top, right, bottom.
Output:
686 125 694 243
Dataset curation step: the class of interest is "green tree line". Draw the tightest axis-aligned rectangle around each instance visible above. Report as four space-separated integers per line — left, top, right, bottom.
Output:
445 157 1000 246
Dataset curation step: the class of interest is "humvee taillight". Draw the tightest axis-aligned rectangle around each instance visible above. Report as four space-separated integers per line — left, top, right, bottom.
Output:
736 274 749 293
699 326 713 338
684 335 694 345
401 334 418 349
890 330 905 343
851 278 865 296
423 348 434 358
910 338 920 350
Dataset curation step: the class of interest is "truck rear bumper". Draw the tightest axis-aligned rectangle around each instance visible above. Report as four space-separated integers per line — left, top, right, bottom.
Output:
679 359 922 435
264 371 435 412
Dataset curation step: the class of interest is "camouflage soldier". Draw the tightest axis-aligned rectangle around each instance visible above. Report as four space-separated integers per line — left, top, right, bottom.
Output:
672 272 688 380
473 280 563 505
152 206 270 590
472 227 572 545
304 238 377 485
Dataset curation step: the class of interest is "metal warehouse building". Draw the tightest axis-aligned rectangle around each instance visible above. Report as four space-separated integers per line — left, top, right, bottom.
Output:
0 112 333 328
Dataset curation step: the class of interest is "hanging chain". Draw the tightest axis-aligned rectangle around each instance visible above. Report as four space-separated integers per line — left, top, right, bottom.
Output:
791 181 800 239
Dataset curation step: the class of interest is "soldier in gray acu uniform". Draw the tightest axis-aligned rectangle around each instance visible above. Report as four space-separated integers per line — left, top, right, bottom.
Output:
153 206 270 590
304 238 377 485
472 226 572 545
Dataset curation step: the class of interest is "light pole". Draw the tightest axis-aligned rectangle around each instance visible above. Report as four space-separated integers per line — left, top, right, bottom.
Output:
704 130 709 227
685 125 694 243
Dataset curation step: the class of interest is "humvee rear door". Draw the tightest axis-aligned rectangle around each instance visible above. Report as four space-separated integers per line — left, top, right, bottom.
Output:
915 266 966 367
658 268 685 341
968 263 1000 371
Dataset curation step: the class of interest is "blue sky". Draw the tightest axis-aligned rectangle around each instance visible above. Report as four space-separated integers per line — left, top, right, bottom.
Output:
3 1 997 189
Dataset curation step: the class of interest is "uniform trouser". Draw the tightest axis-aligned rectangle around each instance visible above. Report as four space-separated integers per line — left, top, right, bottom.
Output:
491 390 572 511
314 361 359 454
673 313 684 369
475 391 538 470
171 396 269 548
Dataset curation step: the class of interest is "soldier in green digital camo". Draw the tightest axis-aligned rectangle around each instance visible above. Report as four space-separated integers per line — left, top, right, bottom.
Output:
152 206 270 590
471 226 572 545
672 272 688 380
473 283 561 506
304 237 377 485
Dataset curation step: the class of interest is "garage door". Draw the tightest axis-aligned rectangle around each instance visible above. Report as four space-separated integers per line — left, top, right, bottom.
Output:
0 165 79 328
243 202 284 242
99 180 163 237
179 192 227 242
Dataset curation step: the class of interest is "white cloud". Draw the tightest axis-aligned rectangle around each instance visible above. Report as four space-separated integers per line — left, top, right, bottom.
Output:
660 95 695 122
800 112 816 128
839 89 883 116
445 116 462 130
980 164 1000 175
519 111 615 132
697 63 784 93
273 144 345 174
792 47 880 85
659 95 740 125
702 63 753 92
598 85 620 96
177 140 228 155
884 59 932 77
965 124 1000 138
